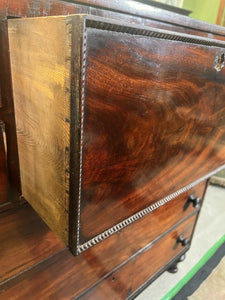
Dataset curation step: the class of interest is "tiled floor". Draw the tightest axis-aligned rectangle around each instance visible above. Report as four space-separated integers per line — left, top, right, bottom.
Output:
136 184 225 300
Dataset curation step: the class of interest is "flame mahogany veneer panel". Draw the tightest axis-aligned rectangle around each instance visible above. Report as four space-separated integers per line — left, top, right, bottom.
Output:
80 23 225 242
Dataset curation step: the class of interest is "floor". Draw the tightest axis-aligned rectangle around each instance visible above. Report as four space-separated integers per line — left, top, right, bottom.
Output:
189 255 225 300
136 184 225 300
173 241 225 299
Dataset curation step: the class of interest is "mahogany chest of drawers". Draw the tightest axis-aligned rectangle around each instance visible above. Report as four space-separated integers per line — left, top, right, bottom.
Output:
2 1 225 298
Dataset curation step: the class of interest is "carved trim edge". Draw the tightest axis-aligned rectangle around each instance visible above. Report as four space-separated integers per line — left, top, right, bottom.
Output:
77 164 225 254
86 18 225 49
76 25 88 254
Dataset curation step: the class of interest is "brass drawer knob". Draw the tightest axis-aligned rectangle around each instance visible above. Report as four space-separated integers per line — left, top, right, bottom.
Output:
188 194 201 209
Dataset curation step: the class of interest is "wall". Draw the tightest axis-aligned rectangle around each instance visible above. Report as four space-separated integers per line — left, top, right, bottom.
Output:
182 0 220 24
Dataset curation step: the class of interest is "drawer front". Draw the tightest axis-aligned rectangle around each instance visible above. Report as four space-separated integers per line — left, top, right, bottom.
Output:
0 121 8 204
78 181 207 254
80 21 225 243
80 214 197 300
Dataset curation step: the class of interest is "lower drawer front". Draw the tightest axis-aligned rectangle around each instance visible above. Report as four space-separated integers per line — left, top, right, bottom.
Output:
133 180 206 245
80 214 197 300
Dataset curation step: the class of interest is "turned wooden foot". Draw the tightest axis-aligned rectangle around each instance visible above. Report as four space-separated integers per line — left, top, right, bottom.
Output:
167 254 186 273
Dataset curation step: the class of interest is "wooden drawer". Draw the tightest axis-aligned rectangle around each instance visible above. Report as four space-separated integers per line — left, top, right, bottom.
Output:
8 15 225 255
80 214 197 300
78 180 206 254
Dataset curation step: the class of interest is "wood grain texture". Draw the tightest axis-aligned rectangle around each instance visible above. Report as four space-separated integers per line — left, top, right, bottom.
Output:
8 15 225 253
0 0 212 34
0 194 199 300
80 24 225 241
8 16 73 243
1 0 225 41
49 0 225 37
1 0 225 214
0 2 224 299
80 214 197 300
0 121 7 204
0 205 64 282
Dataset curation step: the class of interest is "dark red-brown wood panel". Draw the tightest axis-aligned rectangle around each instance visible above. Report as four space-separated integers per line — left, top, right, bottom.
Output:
0 181 206 299
80 214 197 300
1 0 225 212
0 1 223 299
0 121 7 204
0 205 64 282
80 27 225 241
0 209 197 300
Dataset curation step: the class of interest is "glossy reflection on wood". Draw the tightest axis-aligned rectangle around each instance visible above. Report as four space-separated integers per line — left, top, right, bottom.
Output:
1 0 225 213
0 201 198 299
0 181 206 298
0 205 64 282
0 1 224 298
80 26 225 241
81 214 197 300
8 15 225 253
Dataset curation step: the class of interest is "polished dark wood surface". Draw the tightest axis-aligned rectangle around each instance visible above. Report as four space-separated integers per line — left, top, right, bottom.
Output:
1 0 225 213
80 214 197 300
0 121 7 204
0 179 206 298
1 0 225 298
0 205 64 282
34 0 225 37
80 24 225 241
7 13 225 254
78 167 205 248
1 0 225 211
1 0 225 39
0 199 198 299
